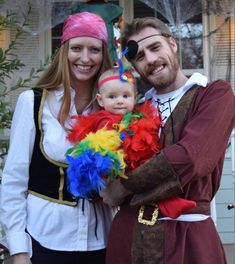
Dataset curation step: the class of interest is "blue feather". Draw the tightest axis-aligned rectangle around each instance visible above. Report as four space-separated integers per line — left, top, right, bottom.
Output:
66 150 115 198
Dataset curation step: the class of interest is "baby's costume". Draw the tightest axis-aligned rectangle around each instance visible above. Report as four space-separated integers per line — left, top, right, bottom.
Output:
66 101 196 217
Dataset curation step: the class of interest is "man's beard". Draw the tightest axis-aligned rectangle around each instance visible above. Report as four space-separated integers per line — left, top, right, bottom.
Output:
140 54 179 91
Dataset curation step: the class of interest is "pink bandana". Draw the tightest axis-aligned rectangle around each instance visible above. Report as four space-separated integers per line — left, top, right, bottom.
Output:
61 12 108 45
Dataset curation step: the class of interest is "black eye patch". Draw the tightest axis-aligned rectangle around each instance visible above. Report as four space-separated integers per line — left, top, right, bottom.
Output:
125 40 139 61
124 33 171 61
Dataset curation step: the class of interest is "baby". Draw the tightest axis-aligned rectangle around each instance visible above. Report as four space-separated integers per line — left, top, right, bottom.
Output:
97 67 137 115
66 67 196 218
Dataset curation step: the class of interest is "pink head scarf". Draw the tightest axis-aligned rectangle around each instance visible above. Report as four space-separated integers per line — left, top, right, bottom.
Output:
61 12 108 45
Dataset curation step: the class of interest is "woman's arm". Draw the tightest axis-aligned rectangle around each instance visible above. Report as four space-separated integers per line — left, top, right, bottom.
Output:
1 90 35 257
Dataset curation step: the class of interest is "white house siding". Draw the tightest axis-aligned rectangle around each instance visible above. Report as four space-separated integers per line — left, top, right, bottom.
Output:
212 14 235 247
216 157 235 243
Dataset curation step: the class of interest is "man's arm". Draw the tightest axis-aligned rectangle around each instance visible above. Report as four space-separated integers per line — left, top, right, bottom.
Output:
122 80 235 206
121 151 183 206
100 177 133 207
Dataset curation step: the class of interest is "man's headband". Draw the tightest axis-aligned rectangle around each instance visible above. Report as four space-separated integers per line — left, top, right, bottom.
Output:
61 12 108 45
125 33 171 61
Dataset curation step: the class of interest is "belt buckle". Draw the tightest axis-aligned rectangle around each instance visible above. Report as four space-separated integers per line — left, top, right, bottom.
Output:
138 205 159 226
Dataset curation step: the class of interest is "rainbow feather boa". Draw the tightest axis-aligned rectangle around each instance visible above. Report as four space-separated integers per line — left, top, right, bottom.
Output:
66 101 161 199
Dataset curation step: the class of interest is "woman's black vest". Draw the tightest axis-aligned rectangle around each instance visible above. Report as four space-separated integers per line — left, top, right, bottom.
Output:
28 88 76 206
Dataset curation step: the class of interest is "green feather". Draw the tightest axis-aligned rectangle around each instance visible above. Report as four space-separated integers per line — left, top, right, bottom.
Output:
120 112 133 128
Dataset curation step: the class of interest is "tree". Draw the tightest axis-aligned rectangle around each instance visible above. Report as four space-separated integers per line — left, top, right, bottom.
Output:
0 0 48 177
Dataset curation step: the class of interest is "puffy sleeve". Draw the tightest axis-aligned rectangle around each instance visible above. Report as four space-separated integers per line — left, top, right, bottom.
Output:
1 90 35 256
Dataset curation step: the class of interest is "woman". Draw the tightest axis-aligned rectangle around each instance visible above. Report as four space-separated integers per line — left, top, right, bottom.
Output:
1 12 113 264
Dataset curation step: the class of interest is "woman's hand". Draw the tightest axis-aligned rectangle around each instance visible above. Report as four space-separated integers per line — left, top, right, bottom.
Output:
100 178 133 207
12 253 32 264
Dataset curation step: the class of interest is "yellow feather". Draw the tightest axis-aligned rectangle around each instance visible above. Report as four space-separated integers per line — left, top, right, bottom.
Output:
86 128 122 153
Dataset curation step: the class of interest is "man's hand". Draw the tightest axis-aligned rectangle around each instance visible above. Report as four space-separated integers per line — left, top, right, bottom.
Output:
100 178 133 207
12 253 32 264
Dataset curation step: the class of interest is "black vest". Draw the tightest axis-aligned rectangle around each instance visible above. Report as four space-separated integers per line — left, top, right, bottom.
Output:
28 88 77 206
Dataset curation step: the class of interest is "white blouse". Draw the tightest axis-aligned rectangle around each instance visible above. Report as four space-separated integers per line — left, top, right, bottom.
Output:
0 86 115 257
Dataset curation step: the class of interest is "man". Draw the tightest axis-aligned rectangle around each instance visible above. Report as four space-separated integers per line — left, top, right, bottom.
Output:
100 17 235 264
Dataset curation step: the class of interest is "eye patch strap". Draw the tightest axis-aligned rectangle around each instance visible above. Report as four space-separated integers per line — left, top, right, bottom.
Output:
125 33 171 60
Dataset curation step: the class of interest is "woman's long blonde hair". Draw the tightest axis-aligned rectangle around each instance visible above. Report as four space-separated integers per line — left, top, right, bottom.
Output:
36 41 112 128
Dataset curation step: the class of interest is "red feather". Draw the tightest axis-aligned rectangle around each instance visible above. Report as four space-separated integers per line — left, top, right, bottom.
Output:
67 111 123 145
122 101 162 172
67 112 101 144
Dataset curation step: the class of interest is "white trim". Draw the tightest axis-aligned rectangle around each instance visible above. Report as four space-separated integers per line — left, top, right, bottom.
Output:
39 3 52 60
120 0 134 22
203 13 210 80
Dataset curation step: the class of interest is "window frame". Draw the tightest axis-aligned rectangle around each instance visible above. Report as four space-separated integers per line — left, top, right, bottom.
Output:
48 1 209 78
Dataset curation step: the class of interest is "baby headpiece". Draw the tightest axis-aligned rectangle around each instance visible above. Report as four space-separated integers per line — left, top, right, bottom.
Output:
61 12 108 45
98 48 134 90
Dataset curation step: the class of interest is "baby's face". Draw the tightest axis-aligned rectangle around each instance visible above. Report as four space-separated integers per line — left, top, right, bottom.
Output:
97 80 136 115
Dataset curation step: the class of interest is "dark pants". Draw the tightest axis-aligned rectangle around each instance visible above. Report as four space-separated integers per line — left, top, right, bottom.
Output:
31 237 106 264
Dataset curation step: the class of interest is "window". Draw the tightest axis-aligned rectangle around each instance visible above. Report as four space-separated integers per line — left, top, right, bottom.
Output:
134 0 203 72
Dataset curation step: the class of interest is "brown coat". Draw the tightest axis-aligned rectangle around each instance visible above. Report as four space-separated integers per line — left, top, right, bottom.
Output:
106 80 235 264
